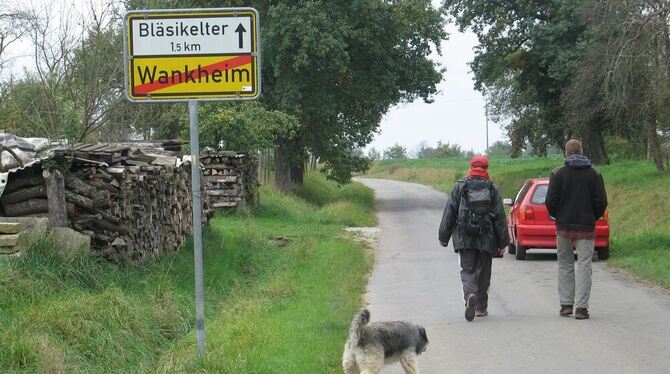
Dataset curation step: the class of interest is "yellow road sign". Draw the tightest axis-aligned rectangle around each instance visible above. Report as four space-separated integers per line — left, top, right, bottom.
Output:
123 8 260 102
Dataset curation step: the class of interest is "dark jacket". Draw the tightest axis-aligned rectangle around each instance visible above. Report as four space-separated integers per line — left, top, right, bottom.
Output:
545 155 608 233
438 177 510 255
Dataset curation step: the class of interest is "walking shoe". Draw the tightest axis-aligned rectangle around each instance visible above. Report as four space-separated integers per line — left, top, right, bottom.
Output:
465 294 476 321
475 309 488 317
559 305 573 317
575 308 590 320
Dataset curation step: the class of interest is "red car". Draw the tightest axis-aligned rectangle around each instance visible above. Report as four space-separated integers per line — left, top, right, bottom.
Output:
504 178 610 260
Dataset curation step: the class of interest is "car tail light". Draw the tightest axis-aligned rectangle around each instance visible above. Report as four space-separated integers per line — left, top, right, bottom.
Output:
521 206 535 220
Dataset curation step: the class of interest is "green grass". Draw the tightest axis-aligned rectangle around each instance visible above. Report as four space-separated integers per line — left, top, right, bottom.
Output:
366 157 670 288
0 174 375 373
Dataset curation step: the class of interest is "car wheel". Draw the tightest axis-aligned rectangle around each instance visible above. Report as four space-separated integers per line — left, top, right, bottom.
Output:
515 239 527 260
596 246 609 260
508 242 516 255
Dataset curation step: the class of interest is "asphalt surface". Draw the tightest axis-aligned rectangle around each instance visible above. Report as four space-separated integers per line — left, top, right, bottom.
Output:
357 178 670 374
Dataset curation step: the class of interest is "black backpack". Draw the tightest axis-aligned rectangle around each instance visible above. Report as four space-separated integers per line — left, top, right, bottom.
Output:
458 179 496 237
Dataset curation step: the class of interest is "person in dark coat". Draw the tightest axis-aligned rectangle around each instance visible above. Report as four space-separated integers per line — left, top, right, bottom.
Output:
545 139 608 320
439 155 510 321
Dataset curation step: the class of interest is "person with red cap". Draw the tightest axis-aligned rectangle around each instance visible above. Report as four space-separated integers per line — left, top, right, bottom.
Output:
439 155 510 321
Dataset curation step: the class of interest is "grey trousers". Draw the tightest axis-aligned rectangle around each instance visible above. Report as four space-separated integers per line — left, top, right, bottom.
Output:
557 234 594 309
459 249 492 311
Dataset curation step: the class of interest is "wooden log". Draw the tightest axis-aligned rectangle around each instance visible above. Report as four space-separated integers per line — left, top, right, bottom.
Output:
64 175 98 197
93 210 121 224
93 219 130 234
1 184 47 205
203 175 237 183
76 213 102 221
43 170 68 228
204 163 235 170
3 199 49 216
106 167 127 179
85 178 117 193
94 168 114 182
80 230 113 243
207 189 237 196
65 191 94 210
4 174 44 194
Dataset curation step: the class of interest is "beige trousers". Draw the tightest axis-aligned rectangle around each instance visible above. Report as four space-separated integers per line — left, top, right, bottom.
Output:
557 233 594 309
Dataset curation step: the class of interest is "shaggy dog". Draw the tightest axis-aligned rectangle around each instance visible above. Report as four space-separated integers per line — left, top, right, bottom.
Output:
342 309 428 374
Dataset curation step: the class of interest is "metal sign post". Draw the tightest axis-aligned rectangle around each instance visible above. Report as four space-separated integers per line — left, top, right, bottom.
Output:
123 7 261 359
188 100 206 357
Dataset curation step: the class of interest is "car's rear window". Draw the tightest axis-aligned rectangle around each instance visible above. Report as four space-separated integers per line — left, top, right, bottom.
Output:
531 185 549 205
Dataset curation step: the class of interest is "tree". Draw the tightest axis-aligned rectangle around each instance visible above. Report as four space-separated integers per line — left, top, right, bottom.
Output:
2 1 126 142
196 102 299 152
443 0 607 161
123 0 446 186
580 0 670 171
416 140 434 159
487 140 512 157
433 141 464 158
367 147 381 161
383 143 408 160
0 5 31 76
416 140 465 159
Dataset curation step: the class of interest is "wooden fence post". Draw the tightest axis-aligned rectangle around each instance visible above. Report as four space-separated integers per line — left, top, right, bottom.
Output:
43 169 68 227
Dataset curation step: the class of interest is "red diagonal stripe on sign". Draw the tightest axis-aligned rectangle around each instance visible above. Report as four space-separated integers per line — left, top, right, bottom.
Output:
133 55 253 95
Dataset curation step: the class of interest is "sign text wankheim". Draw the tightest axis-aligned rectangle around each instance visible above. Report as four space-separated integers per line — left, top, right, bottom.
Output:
123 8 260 102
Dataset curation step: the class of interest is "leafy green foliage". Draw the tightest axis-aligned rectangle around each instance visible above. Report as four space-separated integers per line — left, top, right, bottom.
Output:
417 140 465 159
383 143 408 160
443 0 596 159
259 0 445 181
487 140 512 157
195 102 300 152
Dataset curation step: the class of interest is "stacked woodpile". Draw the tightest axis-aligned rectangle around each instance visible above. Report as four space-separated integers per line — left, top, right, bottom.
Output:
64 162 194 263
0 160 194 263
202 152 258 216
0 140 258 264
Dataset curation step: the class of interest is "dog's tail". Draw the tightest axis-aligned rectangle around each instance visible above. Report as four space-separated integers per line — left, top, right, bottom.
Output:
349 308 370 346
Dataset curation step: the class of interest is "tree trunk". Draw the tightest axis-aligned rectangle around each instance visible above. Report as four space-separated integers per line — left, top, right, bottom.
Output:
581 118 609 165
647 111 665 172
290 163 304 185
275 140 291 193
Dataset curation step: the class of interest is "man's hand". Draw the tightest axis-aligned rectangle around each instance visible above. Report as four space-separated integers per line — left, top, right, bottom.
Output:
495 247 506 257
439 241 449 247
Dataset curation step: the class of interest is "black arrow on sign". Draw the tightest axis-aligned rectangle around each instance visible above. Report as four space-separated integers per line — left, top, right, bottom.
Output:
235 23 247 49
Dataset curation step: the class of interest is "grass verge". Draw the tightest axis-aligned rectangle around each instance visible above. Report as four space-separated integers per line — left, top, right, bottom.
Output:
366 158 670 288
0 173 375 373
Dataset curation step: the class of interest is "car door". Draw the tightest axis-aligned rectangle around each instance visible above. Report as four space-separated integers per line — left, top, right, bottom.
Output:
509 181 531 242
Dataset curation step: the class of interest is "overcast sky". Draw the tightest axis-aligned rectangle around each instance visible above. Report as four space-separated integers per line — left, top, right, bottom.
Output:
2 1 506 153
368 22 506 155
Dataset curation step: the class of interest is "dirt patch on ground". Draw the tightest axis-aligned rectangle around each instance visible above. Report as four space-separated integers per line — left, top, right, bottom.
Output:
344 227 380 247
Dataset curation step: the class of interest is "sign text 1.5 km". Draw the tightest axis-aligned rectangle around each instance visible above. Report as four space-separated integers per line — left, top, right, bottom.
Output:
123 8 260 102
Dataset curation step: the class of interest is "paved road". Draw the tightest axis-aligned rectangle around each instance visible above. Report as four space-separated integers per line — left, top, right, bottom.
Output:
357 178 670 374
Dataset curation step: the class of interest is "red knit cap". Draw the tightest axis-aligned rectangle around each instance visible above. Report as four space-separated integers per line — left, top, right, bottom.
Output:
470 155 489 169
467 155 490 179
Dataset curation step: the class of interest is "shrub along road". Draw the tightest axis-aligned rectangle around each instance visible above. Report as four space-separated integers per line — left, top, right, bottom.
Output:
358 178 670 374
